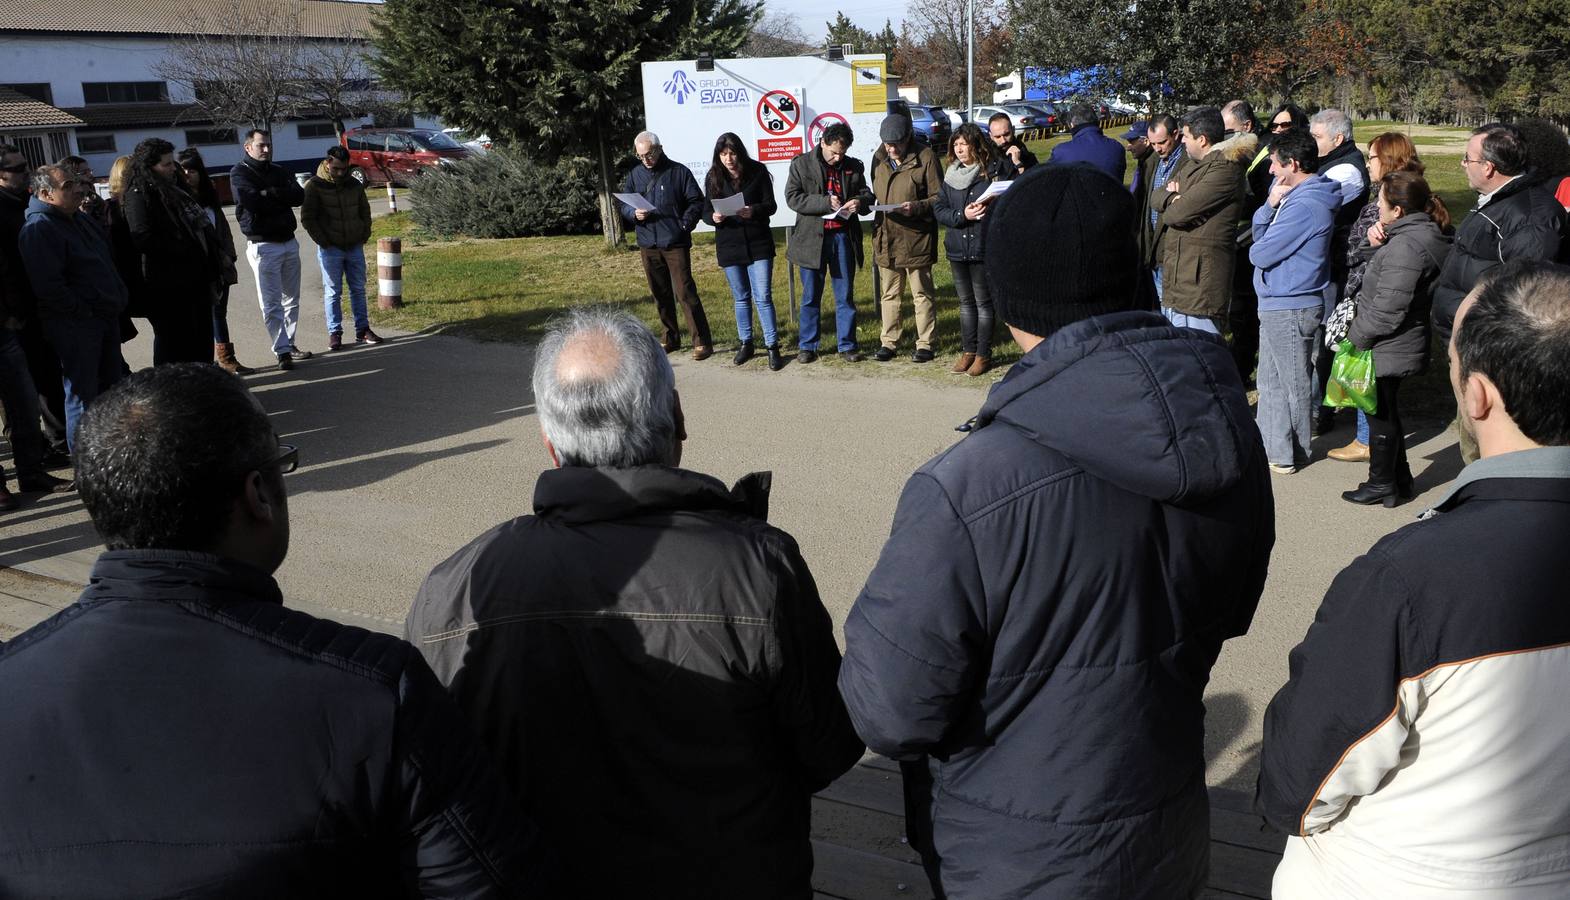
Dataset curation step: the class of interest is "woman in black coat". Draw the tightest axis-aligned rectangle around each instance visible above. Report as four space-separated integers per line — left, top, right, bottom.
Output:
177 147 250 374
123 137 224 366
932 123 996 376
701 133 782 370
1342 171 1452 507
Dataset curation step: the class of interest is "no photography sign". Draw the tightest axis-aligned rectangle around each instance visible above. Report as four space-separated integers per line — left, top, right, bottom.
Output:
754 88 804 161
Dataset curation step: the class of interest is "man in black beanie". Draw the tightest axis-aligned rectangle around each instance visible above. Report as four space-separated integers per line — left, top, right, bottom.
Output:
839 164 1276 899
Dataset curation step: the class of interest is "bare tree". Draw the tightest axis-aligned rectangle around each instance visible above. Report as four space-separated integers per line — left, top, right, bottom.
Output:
153 0 309 131
294 21 401 138
897 0 1009 110
741 6 813 57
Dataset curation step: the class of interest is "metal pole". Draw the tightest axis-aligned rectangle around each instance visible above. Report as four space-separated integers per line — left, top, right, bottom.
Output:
965 0 975 117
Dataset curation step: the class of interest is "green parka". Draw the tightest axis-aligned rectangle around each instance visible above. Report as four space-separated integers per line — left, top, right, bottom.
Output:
300 161 372 250
870 142 943 269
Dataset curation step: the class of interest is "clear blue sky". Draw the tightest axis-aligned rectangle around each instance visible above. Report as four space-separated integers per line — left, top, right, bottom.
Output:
786 0 908 42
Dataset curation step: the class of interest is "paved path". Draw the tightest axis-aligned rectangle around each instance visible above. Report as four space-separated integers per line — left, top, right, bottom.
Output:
0 198 1467 804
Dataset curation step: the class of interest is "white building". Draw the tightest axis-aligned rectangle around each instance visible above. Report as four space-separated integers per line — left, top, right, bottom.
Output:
0 0 436 184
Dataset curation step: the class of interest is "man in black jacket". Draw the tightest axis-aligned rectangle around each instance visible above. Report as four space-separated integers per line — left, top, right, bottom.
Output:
408 307 864 900
0 143 69 459
986 112 1038 181
230 129 311 370
618 131 713 359
0 364 542 897
838 166 1275 900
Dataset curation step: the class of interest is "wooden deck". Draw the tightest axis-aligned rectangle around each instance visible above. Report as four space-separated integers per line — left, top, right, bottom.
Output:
810 756 1285 899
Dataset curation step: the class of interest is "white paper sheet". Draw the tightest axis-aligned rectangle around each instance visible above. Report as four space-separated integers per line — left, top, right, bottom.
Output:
870 203 902 212
614 192 655 212
710 192 747 216
977 180 1013 202
821 205 854 220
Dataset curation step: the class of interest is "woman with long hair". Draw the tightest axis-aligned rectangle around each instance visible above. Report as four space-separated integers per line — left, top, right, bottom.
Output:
103 155 143 350
123 138 224 365
702 132 781 369
933 123 997 376
176 147 250 374
1327 132 1451 463
1266 103 1310 140
1341 171 1452 506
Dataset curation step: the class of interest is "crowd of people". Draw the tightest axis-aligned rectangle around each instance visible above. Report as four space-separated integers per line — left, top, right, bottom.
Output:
2 97 1570 900
0 129 382 508
623 99 1570 509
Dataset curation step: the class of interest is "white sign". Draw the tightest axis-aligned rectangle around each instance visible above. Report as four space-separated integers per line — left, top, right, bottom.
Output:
640 55 893 233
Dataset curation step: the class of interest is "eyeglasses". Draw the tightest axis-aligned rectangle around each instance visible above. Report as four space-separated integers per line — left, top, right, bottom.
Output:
635 150 660 160
267 443 299 474
1460 156 1486 167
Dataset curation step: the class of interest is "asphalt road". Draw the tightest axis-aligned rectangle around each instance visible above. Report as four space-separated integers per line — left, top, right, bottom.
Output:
0 196 1466 795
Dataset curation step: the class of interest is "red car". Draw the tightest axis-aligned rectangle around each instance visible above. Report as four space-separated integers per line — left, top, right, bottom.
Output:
340 127 472 186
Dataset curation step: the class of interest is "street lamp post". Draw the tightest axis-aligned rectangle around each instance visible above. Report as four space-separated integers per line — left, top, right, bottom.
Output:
966 0 975 119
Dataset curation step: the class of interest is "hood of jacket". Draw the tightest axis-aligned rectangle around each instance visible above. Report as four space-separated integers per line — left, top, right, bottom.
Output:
25 194 69 225
312 159 352 187
1283 173 1340 213
972 311 1257 506
1211 131 1259 166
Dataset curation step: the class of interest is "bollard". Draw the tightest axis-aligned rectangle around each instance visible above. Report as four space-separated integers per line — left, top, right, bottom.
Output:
386 182 398 213
377 237 404 309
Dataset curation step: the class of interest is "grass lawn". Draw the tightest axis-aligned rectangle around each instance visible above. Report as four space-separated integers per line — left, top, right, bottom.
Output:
365 118 1480 407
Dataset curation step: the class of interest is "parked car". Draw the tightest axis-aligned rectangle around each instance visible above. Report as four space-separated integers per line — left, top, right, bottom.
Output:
1005 101 1059 130
442 127 493 153
945 108 964 131
971 104 1036 130
340 127 473 186
908 104 952 147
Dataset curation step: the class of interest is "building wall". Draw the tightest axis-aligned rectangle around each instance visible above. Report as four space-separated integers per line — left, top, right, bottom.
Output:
0 33 442 176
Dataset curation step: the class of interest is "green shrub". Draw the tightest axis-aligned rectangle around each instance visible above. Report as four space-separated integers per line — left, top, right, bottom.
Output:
409 150 600 239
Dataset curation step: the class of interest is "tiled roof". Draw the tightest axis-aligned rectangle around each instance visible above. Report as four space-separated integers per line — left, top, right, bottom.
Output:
0 86 84 130
62 103 212 129
0 0 377 39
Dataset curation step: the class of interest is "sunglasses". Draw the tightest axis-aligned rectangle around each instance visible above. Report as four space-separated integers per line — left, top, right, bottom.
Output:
1270 121 1292 131
258 443 299 475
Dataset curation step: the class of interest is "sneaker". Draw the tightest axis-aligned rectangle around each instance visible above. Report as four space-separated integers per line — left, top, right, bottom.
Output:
1268 463 1297 475
328 331 343 352
287 346 313 360
839 350 865 362
874 346 896 362
277 353 294 371
18 472 74 494
912 348 935 363
796 349 818 364
356 328 384 345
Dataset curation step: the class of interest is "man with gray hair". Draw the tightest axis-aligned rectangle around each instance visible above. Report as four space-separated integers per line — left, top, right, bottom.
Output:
1308 109 1370 433
618 131 713 359
407 307 863 898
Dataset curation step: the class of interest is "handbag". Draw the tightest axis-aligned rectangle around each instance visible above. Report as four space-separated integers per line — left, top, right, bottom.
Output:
1324 292 1357 348
1324 341 1377 414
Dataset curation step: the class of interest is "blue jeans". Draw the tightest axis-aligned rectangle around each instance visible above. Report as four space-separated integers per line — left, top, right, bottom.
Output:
1356 410 1370 445
319 245 369 335
1161 307 1221 335
212 284 231 343
1152 266 1163 303
1256 305 1323 467
0 327 46 478
722 257 778 346
798 231 858 352
41 316 123 454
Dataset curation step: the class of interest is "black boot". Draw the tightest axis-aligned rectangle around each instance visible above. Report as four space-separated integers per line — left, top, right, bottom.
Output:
733 340 754 366
766 343 784 371
1342 481 1401 506
1344 433 1402 507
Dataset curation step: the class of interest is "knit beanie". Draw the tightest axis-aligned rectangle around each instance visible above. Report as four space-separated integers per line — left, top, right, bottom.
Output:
984 164 1144 339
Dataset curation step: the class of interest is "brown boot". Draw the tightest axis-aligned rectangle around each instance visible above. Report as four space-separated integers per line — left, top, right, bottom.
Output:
950 352 975 374
215 343 255 376
967 356 991 377
1327 439 1370 462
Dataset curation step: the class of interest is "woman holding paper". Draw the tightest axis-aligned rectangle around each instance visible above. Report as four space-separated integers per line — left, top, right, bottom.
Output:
702 133 783 370
933 123 999 376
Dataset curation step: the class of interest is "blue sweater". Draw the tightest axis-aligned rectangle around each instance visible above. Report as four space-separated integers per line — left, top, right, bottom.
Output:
1250 175 1338 311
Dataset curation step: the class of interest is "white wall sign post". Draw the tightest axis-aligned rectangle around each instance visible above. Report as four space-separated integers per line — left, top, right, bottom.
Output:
639 55 893 235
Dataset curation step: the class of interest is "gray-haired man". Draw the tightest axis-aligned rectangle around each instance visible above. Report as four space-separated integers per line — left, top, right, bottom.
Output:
617 131 713 359
407 307 863 898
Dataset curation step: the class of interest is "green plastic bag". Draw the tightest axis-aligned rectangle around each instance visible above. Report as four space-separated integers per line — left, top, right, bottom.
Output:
1324 340 1377 414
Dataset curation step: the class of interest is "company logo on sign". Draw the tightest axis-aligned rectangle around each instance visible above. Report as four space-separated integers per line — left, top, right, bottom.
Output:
664 71 697 104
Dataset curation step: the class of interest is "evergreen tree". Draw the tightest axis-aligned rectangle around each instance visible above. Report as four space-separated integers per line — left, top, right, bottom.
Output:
372 0 758 246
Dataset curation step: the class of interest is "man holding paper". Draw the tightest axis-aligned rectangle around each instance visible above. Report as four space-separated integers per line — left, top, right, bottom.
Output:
785 122 875 363
618 131 713 360
871 114 945 363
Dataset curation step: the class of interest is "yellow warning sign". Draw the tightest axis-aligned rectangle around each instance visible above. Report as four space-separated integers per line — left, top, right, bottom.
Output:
851 60 886 113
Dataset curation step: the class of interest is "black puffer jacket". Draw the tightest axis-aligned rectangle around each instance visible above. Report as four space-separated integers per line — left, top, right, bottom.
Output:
933 167 992 262
229 156 304 242
407 466 865 900
0 551 543 898
1346 212 1451 377
1431 176 1567 344
840 311 1275 900
701 162 777 268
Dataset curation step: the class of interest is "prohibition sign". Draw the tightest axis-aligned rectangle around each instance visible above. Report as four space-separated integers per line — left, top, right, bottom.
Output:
808 112 848 147
755 90 801 135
